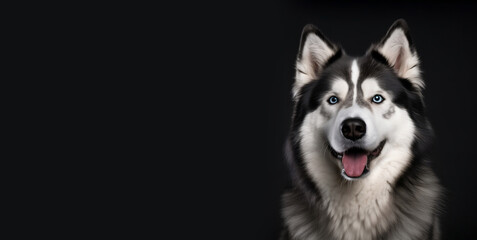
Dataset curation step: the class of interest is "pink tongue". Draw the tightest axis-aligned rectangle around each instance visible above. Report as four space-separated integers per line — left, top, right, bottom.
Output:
342 152 368 177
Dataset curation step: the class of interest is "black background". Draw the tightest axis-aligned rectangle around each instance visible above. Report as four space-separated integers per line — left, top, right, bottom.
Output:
164 1 477 239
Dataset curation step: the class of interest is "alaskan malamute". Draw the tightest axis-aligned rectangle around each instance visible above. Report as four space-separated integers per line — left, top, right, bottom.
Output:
280 19 442 240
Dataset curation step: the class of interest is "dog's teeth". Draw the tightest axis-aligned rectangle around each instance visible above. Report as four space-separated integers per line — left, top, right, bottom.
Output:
337 154 343 159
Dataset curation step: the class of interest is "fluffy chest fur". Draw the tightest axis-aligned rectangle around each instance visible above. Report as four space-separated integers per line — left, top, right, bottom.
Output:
319 182 395 239
281 165 440 240
282 189 394 240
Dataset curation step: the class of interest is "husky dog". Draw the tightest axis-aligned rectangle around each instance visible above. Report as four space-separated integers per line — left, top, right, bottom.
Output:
280 19 442 240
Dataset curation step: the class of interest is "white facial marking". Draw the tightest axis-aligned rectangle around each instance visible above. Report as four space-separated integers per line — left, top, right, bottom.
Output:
330 78 348 97
350 60 360 103
361 78 384 96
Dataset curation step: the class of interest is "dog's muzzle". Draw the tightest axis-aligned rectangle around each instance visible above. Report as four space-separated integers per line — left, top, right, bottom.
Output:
329 140 386 180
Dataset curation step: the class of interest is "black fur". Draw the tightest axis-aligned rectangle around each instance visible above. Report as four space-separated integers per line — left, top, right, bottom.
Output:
370 50 391 67
323 48 344 68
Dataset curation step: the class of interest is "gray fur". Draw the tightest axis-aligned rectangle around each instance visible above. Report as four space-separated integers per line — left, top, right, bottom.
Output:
340 85 354 109
356 82 372 110
319 105 332 120
383 106 395 119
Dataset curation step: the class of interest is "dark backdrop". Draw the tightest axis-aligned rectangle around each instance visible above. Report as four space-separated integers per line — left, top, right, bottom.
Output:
165 1 477 239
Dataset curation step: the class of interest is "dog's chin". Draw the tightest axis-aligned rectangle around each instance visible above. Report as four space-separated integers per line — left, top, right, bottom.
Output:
328 140 386 181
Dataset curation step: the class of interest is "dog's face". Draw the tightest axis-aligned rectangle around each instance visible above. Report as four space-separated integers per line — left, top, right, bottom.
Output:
293 20 425 182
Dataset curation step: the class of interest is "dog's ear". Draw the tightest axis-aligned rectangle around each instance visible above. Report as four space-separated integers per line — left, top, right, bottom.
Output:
373 19 423 91
294 24 339 97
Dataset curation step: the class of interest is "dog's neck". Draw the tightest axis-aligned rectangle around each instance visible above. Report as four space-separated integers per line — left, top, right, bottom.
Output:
320 174 396 239
304 147 413 239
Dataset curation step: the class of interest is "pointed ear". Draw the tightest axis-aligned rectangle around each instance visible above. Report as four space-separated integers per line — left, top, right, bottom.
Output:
294 24 339 97
374 19 424 90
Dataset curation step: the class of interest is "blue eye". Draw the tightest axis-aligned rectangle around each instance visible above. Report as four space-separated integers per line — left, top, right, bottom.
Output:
328 96 339 105
372 94 384 103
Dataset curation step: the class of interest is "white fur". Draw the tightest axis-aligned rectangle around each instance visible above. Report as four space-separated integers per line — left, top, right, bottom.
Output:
350 60 359 102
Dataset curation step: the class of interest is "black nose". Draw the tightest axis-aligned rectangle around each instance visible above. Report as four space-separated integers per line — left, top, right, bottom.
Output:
341 118 366 141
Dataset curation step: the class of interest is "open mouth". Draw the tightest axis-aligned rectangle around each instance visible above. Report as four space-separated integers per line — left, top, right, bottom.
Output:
329 140 386 180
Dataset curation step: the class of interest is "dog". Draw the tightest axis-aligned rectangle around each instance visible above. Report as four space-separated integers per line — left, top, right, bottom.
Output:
280 19 442 240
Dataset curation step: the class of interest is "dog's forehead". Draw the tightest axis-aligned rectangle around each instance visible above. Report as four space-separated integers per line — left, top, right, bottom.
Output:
357 55 403 95
321 55 398 92
360 78 382 93
330 78 348 93
321 55 354 82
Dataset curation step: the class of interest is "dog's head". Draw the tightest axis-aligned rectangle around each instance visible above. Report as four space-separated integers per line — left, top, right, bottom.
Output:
292 20 428 182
